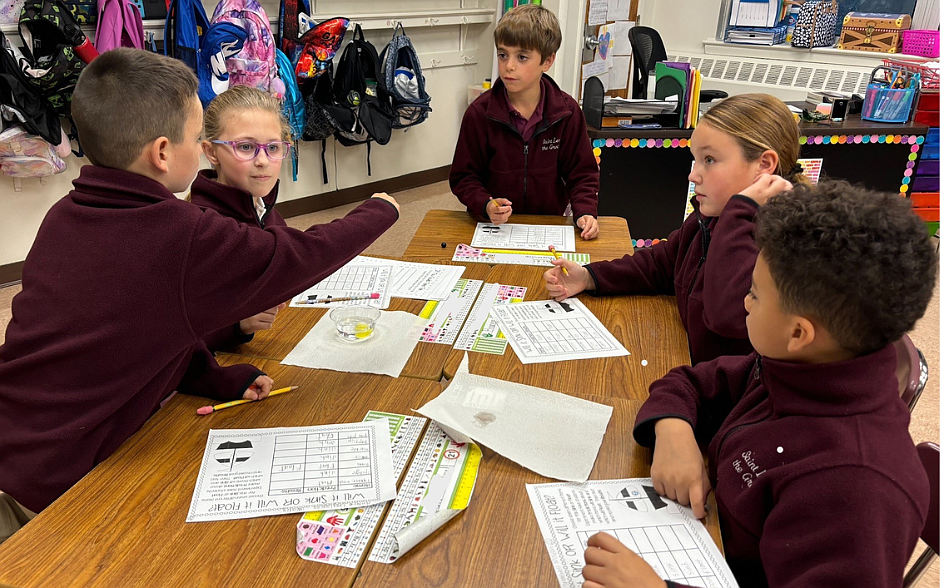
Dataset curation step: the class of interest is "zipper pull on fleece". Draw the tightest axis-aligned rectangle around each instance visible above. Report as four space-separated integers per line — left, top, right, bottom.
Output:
754 356 763 380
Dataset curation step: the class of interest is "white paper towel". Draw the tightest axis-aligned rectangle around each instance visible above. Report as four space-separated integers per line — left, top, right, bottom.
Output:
280 310 426 377
415 354 612 482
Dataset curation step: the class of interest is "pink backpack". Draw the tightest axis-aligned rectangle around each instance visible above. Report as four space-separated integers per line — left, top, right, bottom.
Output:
209 0 276 92
94 0 144 53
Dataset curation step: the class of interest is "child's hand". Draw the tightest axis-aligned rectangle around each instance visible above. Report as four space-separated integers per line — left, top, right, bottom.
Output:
371 192 400 213
582 532 667 588
243 375 273 401
544 259 594 300
577 215 600 240
486 198 513 224
740 174 793 206
239 302 287 335
650 418 711 519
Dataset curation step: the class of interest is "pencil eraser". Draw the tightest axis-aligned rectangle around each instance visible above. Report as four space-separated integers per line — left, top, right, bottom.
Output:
196 406 214 415
369 292 380 299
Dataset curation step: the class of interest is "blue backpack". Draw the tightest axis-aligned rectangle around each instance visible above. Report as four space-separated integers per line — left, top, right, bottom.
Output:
164 0 209 72
275 47 305 181
196 21 246 107
380 24 431 129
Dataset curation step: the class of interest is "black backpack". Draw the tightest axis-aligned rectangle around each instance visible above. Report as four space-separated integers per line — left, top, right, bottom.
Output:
380 24 431 129
331 24 393 148
0 30 62 145
302 66 338 183
17 0 86 116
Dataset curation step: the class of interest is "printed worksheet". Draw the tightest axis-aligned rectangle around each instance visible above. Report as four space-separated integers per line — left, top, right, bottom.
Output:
418 279 483 345
296 411 427 567
471 223 576 252
187 421 396 522
289 264 392 308
369 423 480 563
350 256 465 301
528 479 739 588
490 298 630 364
453 283 527 355
453 244 591 267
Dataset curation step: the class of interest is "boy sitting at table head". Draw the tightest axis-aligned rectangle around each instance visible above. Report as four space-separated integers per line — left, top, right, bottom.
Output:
0 48 399 532
449 4 600 239
581 180 937 588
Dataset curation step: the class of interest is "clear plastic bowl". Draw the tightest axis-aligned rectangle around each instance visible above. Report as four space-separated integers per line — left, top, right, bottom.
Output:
329 306 381 342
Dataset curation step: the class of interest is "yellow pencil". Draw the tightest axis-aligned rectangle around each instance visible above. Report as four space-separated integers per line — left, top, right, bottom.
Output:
196 386 299 415
549 245 569 276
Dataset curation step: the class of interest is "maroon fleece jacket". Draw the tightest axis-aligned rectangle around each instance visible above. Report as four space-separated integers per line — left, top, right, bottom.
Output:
0 166 398 512
449 75 599 222
634 348 929 588
189 169 287 351
587 196 759 364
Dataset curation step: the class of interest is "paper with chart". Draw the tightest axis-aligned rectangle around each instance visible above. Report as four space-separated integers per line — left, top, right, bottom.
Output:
453 243 590 268
453 283 526 355
350 256 465 301
471 222 576 252
296 412 427 566
369 423 481 563
528 479 738 588
415 353 612 482
186 420 396 522
418 278 483 345
490 298 630 364
730 0 779 28
289 264 392 309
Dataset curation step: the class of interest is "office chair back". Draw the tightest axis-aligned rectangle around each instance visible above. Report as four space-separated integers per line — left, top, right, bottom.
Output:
628 26 667 99
895 334 929 412
902 442 938 587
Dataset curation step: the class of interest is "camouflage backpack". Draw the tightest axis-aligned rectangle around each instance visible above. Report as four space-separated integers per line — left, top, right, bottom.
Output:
18 0 87 115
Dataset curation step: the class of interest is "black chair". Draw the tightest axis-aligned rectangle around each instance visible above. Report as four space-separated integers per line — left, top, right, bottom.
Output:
628 25 727 103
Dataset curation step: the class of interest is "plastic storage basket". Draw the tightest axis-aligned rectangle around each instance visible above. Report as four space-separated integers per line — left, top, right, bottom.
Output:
862 67 919 123
902 30 940 58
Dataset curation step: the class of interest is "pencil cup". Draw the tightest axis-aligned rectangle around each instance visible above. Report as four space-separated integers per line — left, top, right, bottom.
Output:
861 84 916 123
330 307 380 342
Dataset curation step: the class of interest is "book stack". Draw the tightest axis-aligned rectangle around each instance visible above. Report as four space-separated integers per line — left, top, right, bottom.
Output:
725 24 787 46
654 62 703 129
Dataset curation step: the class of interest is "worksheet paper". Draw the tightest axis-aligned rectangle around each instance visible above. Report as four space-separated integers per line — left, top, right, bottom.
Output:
490 299 630 364
369 423 481 563
452 244 590 268
588 0 609 25
289 264 392 309
350 256 465 301
415 354 612 482
187 421 396 522
528 479 739 588
730 0 779 28
471 222 576 252
418 278 483 345
453 283 527 355
296 411 427 567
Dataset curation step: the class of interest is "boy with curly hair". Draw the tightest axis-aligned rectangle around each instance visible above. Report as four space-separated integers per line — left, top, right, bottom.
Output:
582 180 937 588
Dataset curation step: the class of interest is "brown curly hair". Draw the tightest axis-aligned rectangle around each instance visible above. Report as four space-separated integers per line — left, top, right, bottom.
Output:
755 180 938 354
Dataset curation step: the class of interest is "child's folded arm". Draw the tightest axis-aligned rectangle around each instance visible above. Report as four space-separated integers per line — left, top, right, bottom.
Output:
176 343 263 402
634 354 755 448
700 195 759 340
760 466 925 588
557 103 599 221
587 232 682 296
449 105 495 219
182 198 398 338
203 323 254 352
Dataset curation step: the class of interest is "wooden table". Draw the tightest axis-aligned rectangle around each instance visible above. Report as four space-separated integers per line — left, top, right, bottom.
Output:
0 359 443 588
403 210 633 263
442 264 690 400
221 261 490 381
353 396 723 588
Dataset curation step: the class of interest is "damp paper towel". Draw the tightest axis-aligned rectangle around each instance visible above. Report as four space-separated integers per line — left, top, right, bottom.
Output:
281 310 426 377
415 354 613 482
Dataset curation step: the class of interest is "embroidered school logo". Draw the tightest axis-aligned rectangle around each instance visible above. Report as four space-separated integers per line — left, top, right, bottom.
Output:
732 450 767 488
542 137 560 151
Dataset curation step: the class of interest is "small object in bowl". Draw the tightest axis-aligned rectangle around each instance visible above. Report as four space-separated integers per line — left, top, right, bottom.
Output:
330 306 381 341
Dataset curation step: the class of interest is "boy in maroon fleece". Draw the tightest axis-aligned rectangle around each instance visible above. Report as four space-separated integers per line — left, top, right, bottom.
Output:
546 94 801 364
449 4 600 239
581 181 937 588
0 49 400 526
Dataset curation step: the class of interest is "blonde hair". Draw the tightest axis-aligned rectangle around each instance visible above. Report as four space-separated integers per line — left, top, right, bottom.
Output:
203 85 290 142
494 4 561 63
700 93 807 184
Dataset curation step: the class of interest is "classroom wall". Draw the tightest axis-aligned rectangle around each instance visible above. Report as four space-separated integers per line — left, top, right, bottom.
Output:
636 0 722 54
0 0 503 268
